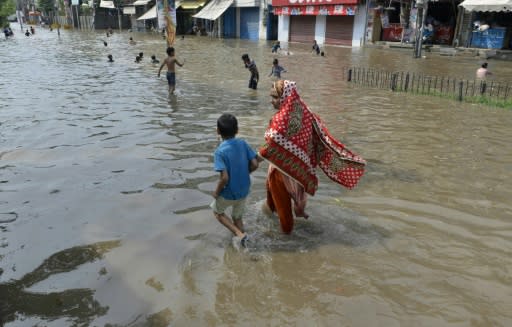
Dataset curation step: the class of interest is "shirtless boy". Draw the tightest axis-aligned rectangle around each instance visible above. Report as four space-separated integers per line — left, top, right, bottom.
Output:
157 47 184 94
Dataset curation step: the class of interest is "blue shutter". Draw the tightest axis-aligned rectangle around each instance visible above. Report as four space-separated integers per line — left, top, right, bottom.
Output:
240 7 259 40
223 7 236 38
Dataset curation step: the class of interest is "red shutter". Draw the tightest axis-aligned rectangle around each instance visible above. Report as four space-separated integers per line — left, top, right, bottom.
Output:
325 16 354 46
289 16 316 43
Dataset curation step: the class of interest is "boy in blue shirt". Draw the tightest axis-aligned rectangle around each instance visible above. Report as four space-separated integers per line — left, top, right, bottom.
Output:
268 58 287 79
211 113 259 247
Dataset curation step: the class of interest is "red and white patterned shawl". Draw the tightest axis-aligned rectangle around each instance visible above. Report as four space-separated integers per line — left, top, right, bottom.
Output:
259 80 366 196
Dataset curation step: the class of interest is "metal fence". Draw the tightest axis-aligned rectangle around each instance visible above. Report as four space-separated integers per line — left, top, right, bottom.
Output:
345 67 512 107
53 15 94 30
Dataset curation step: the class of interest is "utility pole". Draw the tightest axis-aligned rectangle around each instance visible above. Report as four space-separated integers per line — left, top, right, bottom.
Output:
16 2 23 31
75 4 80 29
362 0 371 46
91 2 95 30
414 0 429 58
117 0 122 31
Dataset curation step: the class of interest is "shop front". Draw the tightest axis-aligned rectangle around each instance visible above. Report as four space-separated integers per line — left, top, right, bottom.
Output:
273 0 362 46
365 0 460 46
459 0 512 49
325 15 354 45
193 0 262 40
289 15 315 43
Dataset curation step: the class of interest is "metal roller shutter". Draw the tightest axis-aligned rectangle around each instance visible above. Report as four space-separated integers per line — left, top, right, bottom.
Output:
223 7 236 38
325 16 354 46
289 15 315 43
240 7 259 40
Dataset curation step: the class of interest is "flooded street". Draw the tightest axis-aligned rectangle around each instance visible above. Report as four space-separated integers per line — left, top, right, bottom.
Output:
1 29 512 326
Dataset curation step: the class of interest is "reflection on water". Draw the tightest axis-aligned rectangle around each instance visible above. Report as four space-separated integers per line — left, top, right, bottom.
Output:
1 29 512 326
0 241 119 326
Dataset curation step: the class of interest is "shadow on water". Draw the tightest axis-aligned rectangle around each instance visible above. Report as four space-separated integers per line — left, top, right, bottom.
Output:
0 240 120 326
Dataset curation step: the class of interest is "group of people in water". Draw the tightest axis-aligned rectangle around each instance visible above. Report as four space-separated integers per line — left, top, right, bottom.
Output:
65 29 363 247
3 26 14 39
140 36 359 248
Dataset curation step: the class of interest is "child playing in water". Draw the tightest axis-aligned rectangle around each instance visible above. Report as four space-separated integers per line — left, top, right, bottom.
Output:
151 55 159 64
271 41 281 53
108 54 114 62
312 40 320 55
157 47 184 94
268 58 287 79
211 113 259 247
242 54 259 90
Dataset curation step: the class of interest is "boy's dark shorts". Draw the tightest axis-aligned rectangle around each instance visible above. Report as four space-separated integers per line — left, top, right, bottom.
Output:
248 77 258 90
166 72 176 86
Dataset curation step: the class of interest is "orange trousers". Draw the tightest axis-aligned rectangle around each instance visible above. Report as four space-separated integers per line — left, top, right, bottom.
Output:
267 169 294 234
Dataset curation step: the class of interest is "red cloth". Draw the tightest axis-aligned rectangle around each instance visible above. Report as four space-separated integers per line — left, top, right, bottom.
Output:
260 81 366 196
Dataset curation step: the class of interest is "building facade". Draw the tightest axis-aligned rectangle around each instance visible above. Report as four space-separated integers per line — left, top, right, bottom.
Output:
271 0 367 47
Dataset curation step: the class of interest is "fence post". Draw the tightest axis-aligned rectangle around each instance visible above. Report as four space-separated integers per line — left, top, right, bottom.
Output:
458 80 463 101
347 69 352 82
391 73 397 91
404 73 410 92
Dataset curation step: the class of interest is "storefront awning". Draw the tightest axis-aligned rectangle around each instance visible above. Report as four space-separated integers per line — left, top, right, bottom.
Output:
137 5 157 19
133 0 151 5
459 0 512 12
99 0 115 9
180 0 206 9
193 0 233 19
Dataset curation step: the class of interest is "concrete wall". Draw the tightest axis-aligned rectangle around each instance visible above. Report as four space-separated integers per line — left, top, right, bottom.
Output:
278 15 289 43
315 15 326 45
352 4 367 47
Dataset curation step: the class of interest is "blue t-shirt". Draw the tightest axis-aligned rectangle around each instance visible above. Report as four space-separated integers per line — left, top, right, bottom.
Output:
269 65 287 78
214 138 257 200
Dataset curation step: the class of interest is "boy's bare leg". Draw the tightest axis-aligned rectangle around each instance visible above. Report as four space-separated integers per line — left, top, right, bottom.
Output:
214 213 245 238
234 219 244 233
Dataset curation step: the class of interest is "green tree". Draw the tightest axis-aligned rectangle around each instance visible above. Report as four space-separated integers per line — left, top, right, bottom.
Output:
0 0 16 27
38 0 55 14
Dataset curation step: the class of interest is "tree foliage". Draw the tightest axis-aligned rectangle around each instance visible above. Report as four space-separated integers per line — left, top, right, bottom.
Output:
0 0 16 27
38 0 56 13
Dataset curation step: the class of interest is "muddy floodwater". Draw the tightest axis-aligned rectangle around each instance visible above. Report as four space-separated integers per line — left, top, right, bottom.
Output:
1 29 512 327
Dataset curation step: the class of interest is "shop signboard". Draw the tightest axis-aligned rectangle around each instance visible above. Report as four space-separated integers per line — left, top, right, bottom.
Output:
273 4 356 15
272 0 357 5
